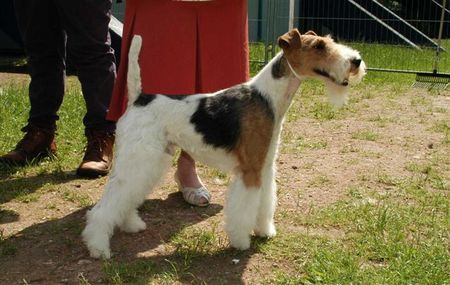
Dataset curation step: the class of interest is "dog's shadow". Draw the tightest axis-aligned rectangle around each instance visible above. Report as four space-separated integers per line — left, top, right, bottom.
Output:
1 192 259 284
0 169 78 204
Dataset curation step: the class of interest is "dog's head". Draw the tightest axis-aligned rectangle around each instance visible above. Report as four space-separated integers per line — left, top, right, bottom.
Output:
278 28 366 107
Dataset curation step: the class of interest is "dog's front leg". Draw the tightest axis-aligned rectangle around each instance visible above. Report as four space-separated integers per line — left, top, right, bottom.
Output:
224 175 261 250
254 162 277 238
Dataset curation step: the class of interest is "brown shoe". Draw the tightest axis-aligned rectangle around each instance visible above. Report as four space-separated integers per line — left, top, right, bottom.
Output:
76 129 115 178
0 126 56 166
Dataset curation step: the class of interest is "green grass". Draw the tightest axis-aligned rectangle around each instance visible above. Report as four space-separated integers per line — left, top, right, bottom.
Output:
428 120 450 146
351 39 450 74
102 259 178 285
100 226 227 284
352 130 380 141
62 189 93 207
171 224 226 256
270 183 449 284
0 79 86 174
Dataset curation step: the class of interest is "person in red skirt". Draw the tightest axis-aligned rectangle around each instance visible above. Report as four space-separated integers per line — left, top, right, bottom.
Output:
108 0 249 206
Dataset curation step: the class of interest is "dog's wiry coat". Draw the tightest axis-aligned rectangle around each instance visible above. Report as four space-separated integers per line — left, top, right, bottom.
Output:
83 29 366 258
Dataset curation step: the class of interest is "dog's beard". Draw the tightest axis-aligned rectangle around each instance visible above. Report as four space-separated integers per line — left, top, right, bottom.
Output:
349 60 367 85
325 81 349 108
326 61 366 108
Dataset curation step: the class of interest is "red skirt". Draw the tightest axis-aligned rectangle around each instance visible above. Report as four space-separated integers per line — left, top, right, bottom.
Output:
107 0 249 121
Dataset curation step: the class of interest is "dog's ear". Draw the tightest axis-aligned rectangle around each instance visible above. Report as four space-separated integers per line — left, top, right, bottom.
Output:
312 38 326 50
305 30 318 36
278 28 302 51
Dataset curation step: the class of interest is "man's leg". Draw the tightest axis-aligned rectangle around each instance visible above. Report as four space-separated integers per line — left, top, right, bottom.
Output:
56 0 116 131
56 0 116 177
15 0 66 130
0 0 65 165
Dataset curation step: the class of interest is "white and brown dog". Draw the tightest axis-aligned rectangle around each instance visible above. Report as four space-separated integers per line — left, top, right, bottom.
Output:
82 29 366 258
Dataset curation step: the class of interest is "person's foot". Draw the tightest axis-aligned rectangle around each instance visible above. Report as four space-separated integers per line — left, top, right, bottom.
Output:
76 129 115 178
176 152 211 207
175 171 211 207
0 125 56 166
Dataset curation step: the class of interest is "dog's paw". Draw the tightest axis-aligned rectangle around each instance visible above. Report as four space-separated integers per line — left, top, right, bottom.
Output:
82 224 112 259
254 222 277 238
89 246 112 259
230 237 251 250
82 233 112 259
119 212 147 233
228 232 251 250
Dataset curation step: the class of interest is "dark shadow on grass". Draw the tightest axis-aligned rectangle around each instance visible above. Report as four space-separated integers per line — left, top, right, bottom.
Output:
0 162 26 177
101 245 260 285
0 154 58 178
0 170 80 204
0 209 20 224
0 192 265 284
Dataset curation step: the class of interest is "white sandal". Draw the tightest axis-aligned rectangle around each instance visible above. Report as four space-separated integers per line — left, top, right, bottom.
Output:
174 172 211 207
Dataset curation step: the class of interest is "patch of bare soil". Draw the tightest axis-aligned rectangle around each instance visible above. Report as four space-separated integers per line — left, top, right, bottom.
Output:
0 77 449 284
0 72 29 86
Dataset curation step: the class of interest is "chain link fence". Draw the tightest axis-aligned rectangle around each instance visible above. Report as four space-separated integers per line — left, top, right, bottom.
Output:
248 0 450 75
2 0 449 76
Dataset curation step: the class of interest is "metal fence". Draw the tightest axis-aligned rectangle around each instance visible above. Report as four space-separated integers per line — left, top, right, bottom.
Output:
2 0 449 76
249 0 450 75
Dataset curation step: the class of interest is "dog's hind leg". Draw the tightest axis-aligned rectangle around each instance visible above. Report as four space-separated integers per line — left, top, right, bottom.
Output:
115 145 173 234
82 143 172 258
119 208 147 233
254 163 277 238
224 175 261 250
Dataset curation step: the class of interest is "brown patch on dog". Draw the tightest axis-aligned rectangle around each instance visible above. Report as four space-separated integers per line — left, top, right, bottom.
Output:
278 29 302 50
277 29 346 82
232 101 274 189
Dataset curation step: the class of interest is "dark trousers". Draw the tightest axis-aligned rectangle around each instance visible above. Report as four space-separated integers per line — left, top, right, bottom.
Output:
14 0 116 132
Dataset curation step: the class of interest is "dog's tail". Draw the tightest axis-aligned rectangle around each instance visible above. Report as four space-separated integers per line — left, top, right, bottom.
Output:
127 35 143 106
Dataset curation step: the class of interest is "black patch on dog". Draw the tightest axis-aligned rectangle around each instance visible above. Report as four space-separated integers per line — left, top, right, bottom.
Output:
162 95 188 101
134 94 190 106
134 93 156 106
250 88 275 122
313 68 331 79
271 56 288 79
190 85 274 150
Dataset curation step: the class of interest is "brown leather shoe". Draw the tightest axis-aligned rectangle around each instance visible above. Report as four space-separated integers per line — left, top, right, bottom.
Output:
76 129 115 178
0 126 56 166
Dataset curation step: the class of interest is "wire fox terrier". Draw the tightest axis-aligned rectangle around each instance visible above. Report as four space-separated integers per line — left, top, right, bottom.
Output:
82 29 366 258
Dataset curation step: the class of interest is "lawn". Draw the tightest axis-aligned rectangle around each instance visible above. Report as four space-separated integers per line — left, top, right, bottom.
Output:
0 45 449 284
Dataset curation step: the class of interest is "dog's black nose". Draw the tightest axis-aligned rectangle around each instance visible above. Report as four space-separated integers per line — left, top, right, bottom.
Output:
351 58 362 68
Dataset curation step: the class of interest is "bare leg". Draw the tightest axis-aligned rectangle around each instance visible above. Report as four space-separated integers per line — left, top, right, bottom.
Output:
176 151 209 206
176 151 203 188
